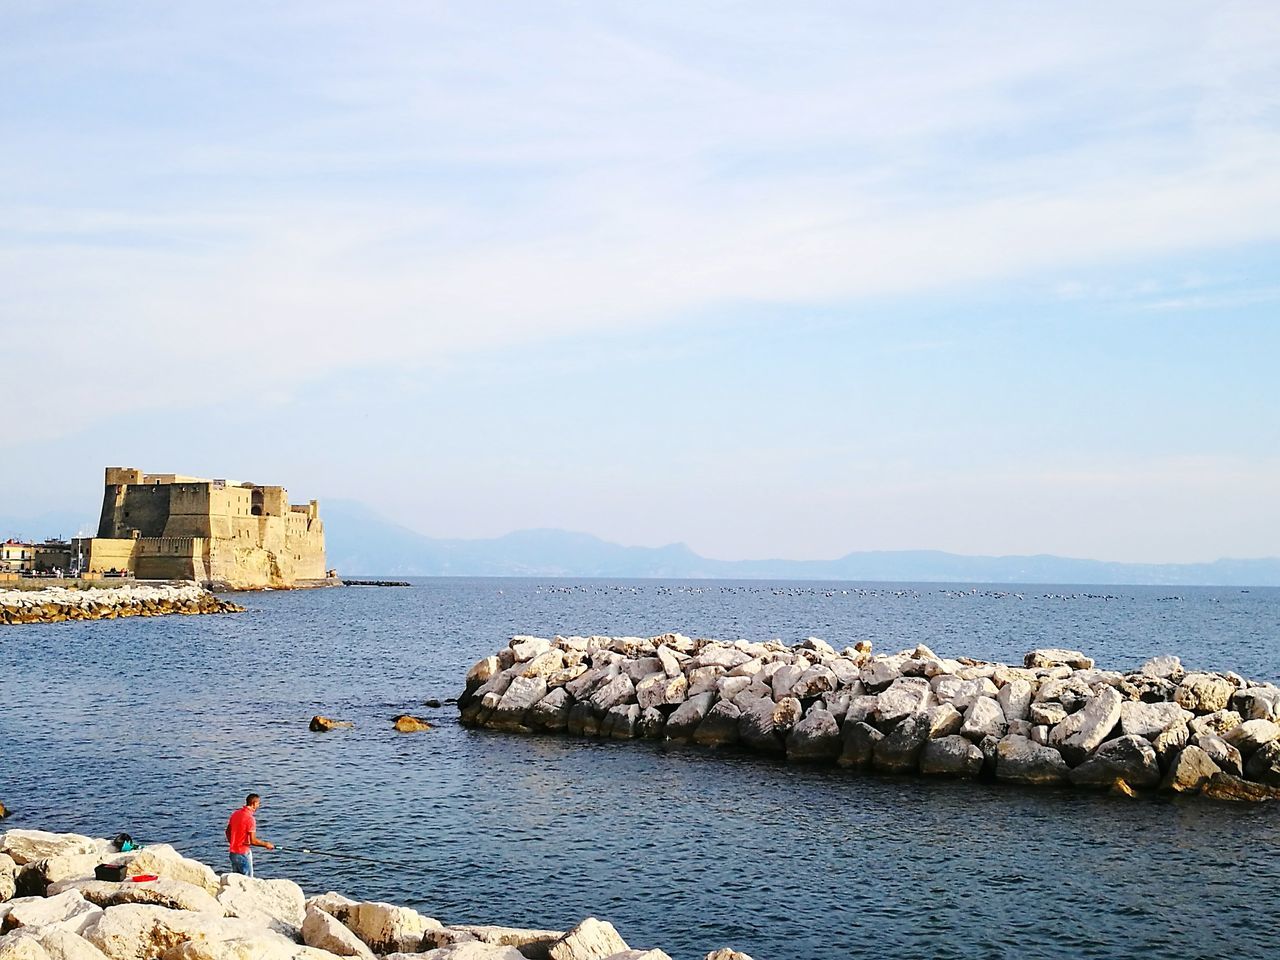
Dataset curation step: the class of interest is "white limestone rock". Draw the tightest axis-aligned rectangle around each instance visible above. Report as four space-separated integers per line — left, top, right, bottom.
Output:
872 713 932 773
587 675 635 714
1233 686 1280 722
510 636 552 662
0 853 15 903
83 903 278 960
1175 674 1235 714
925 703 963 739
1029 702 1068 727
875 678 932 724
1195 734 1244 777
1139 655 1184 681
1119 701 1190 739
0 833 99 869
663 693 716 741
548 918 629 960
789 665 838 700
528 689 573 732
784 708 841 761
635 673 688 711
692 701 740 747
300 904 375 958
216 874 305 937
1223 718 1280 755
837 722 882 769
123 845 219 896
996 679 1033 723
4 890 101 936
1024 649 1094 670
960 697 1007 742
1188 710 1243 740
336 901 440 955
0 928 110 960
1048 686 1123 764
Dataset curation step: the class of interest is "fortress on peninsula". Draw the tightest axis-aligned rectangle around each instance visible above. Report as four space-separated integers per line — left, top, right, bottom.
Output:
77 467 328 589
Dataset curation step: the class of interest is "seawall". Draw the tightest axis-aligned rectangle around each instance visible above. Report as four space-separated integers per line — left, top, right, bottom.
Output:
0 583 244 625
0 826 750 960
459 633 1280 802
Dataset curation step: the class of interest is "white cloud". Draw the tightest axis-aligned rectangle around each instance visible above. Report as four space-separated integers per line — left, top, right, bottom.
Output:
3 1 1280 443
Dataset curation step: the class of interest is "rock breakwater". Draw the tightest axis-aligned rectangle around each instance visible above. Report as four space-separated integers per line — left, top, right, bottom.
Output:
0 584 244 626
0 827 749 960
459 634 1280 802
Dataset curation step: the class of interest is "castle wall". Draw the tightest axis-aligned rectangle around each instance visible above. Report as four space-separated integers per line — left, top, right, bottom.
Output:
89 467 327 588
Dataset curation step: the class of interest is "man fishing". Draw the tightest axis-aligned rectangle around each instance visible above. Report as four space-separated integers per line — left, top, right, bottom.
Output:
225 792 274 876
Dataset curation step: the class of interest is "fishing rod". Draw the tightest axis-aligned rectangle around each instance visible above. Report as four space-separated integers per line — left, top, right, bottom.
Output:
277 845 402 866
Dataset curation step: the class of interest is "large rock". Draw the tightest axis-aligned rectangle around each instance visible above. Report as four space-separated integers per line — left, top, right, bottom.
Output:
83 904 277 960
1223 719 1280 755
1048 687 1122 764
0 853 15 902
336 901 440 954
1244 740 1280 786
733 698 781 753
1196 734 1244 776
692 702 741 747
423 923 565 959
511 636 552 662
925 704 963 738
588 675 636 714
0 833 99 868
1233 687 1280 722
1175 674 1235 713
1201 773 1280 802
770 698 803 733
4 890 101 936
874 679 931 724
837 722 882 769
995 735 1070 784
1160 746 1222 794
1119 701 1188 739
0 928 110 960
490 677 548 730
547 918 628 960
1189 710 1242 740
872 713 932 773
789 665 838 700
601 704 640 740
1029 702 1068 727
635 674 688 711
527 689 573 732
216 874 305 937
1151 717 1191 769
300 904 375 958
663 693 715 741
785 708 841 761
61 878 221 915
1139 655 1184 681
996 680 1033 723
388 944 526 960
1024 649 1093 670
124 845 219 895
960 697 1006 742
1069 735 1161 789
919 735 984 777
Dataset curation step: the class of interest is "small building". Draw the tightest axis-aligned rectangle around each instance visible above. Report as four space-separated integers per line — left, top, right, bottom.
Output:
0 539 34 573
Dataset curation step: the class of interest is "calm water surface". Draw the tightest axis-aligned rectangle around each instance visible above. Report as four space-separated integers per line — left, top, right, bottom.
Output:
2 579 1278 959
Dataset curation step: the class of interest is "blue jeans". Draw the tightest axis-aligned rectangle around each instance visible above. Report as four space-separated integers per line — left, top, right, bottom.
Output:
229 851 253 876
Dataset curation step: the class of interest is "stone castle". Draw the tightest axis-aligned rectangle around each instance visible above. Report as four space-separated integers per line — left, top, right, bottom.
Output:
77 467 328 589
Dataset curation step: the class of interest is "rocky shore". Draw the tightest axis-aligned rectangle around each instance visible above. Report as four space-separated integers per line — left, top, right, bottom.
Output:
0 585 244 626
0 828 746 960
460 634 1280 802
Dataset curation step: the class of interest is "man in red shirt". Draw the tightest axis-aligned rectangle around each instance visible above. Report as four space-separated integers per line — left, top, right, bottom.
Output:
225 793 274 876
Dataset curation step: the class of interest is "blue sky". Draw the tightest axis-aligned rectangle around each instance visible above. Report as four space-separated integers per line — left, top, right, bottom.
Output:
3 2 1278 563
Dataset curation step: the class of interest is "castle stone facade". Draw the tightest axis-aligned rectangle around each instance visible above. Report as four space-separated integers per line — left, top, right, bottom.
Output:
79 467 327 588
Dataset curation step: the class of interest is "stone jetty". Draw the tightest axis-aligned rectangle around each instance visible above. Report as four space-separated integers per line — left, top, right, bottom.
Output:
0 827 749 960
459 634 1280 802
0 585 243 626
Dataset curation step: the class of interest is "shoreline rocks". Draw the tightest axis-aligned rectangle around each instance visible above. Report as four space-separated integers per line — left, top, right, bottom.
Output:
0 585 243 626
0 828 749 960
460 636 1280 803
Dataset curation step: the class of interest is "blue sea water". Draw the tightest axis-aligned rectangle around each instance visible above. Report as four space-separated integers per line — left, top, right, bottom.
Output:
2 579 1278 960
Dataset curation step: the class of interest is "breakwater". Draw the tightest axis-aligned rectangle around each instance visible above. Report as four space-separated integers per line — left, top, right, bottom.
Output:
0 827 749 960
0 584 244 625
460 633 1280 802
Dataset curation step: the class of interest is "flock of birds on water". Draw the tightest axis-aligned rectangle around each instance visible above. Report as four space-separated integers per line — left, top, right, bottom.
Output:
528 584 1190 603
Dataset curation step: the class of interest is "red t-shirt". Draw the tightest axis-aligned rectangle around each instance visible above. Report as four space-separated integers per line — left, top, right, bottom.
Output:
227 807 256 854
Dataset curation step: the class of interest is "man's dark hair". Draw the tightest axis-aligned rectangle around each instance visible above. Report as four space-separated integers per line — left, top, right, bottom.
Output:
246 793 260 805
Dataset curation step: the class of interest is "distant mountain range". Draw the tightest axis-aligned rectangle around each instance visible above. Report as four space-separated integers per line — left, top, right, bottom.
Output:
320 500 1280 586
3 501 1275 585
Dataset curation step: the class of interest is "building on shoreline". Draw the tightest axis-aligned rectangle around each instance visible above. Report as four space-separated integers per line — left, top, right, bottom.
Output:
72 467 328 589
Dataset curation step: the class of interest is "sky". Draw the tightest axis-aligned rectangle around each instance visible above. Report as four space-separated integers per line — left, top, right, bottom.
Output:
2 1 1278 564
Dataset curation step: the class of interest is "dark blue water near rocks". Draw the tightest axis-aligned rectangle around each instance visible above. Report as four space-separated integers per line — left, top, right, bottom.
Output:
3 579 1278 960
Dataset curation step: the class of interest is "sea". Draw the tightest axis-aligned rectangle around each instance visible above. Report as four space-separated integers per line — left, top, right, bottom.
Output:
2 578 1278 960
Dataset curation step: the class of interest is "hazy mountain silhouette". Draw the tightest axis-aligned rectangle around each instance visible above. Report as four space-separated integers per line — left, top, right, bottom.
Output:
322 500 1280 586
